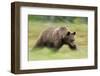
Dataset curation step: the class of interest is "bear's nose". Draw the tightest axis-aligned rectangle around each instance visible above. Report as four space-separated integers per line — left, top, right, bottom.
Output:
72 45 77 50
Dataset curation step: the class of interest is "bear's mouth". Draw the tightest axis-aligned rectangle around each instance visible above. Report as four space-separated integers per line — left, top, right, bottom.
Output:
68 44 77 50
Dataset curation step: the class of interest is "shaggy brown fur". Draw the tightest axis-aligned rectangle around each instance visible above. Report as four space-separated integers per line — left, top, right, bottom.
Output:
34 27 77 50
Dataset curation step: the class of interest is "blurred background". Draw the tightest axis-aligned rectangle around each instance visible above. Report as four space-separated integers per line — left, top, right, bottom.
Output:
28 15 88 61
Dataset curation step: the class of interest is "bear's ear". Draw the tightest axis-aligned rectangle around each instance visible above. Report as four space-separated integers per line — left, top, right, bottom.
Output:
73 32 76 35
67 31 70 35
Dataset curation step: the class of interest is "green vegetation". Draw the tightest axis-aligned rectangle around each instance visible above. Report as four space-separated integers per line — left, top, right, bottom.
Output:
28 15 88 61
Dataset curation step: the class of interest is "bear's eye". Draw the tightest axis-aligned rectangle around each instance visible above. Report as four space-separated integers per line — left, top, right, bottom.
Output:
70 39 74 42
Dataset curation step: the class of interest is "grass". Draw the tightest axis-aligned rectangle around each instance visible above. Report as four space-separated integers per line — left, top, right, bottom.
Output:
28 19 88 61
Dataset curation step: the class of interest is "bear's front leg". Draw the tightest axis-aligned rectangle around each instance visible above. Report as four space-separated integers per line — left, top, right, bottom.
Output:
53 41 62 50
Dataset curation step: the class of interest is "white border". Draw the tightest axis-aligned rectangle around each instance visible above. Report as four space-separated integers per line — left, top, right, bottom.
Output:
20 6 95 70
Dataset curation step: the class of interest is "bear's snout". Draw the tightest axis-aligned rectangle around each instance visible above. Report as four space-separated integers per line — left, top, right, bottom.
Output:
69 44 77 50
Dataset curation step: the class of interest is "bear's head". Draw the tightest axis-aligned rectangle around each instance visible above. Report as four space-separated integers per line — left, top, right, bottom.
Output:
62 31 77 50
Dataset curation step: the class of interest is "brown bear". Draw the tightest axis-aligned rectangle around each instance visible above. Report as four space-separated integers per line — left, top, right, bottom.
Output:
34 27 77 50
